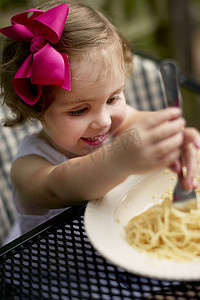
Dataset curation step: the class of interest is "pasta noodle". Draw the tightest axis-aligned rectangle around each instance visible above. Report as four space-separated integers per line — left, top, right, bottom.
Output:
126 190 200 261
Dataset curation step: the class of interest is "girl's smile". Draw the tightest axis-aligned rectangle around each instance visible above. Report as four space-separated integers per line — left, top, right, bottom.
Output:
41 54 127 158
81 133 107 146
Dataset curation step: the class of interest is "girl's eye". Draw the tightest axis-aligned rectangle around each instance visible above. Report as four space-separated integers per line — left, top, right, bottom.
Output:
69 107 88 116
107 96 120 104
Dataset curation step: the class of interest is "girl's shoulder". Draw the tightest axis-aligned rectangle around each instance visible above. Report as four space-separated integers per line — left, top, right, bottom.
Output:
14 132 68 165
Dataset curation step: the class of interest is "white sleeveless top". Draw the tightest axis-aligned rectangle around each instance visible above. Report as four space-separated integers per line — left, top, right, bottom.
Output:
11 132 69 238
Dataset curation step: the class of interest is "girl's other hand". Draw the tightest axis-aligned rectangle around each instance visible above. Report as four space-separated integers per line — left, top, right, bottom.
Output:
180 127 200 190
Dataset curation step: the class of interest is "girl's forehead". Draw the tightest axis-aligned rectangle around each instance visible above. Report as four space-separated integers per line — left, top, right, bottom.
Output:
52 49 125 107
69 47 125 88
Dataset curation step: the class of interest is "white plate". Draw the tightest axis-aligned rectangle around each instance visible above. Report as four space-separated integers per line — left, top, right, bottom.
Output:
84 168 200 281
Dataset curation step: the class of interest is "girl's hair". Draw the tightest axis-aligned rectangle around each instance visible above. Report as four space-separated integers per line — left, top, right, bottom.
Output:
0 0 133 126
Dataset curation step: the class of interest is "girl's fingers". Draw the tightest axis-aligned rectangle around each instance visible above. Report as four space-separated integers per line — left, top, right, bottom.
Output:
180 128 200 190
149 131 183 159
168 159 182 174
183 127 200 149
146 117 185 144
181 143 199 190
154 149 182 168
141 107 182 129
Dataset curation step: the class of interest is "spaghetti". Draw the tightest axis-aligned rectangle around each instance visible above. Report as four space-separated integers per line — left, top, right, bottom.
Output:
126 190 200 261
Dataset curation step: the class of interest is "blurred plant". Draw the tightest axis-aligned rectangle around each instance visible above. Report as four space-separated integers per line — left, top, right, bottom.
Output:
0 0 28 10
88 0 200 128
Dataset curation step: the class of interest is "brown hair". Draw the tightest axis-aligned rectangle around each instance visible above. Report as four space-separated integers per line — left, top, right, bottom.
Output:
0 0 133 126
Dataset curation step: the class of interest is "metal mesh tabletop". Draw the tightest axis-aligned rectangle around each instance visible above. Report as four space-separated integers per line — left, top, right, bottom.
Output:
0 205 200 300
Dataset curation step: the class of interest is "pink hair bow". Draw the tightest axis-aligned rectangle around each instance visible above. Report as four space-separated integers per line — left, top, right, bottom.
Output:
0 4 70 105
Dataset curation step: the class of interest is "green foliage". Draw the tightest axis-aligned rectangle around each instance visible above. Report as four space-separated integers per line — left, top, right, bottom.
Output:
97 0 200 129
0 0 27 10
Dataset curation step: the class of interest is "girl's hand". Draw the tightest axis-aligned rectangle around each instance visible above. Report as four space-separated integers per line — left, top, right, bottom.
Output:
170 127 200 191
116 107 185 174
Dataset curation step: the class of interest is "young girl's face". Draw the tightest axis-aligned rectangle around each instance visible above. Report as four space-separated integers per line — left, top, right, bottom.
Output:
42 53 127 158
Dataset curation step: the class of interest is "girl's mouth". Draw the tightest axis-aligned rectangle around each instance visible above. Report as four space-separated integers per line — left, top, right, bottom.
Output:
81 134 107 146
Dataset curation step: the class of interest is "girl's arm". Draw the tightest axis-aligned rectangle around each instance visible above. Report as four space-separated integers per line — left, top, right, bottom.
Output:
11 107 188 210
11 149 129 210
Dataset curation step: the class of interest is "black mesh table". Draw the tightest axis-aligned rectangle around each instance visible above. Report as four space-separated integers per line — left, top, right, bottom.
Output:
0 205 200 300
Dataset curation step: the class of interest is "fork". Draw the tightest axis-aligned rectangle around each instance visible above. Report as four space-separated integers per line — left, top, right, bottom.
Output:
159 59 197 210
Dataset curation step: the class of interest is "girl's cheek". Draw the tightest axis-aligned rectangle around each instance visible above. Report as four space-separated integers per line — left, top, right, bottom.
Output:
119 103 127 123
71 119 90 135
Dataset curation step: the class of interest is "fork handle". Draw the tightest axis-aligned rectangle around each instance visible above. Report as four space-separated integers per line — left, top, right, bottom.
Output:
159 60 184 181
159 60 182 108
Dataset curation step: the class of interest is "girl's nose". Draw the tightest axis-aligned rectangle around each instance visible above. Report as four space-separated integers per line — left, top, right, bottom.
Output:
90 111 112 130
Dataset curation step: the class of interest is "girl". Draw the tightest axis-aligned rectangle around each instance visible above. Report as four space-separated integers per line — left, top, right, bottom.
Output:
0 0 199 238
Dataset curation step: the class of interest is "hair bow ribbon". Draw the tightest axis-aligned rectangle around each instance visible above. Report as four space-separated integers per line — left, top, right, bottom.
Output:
0 4 70 105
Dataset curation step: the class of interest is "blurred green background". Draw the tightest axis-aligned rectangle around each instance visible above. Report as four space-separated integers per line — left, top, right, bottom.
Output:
0 0 200 128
